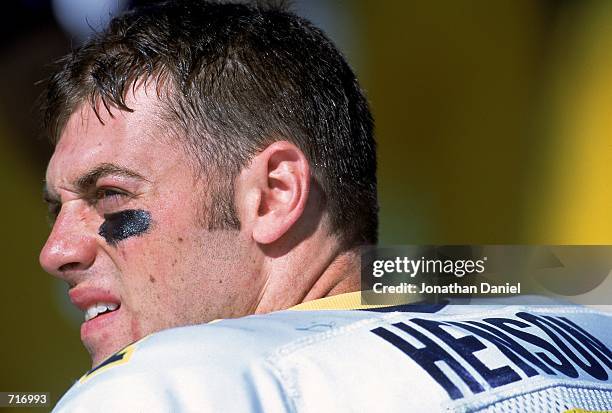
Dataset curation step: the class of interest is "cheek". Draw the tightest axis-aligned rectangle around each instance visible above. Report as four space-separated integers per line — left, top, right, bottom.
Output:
114 203 243 324
129 245 216 324
122 274 180 335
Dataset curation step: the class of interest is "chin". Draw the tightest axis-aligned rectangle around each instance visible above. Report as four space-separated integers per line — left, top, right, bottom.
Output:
84 330 138 369
90 353 107 369
90 336 143 369
87 338 125 369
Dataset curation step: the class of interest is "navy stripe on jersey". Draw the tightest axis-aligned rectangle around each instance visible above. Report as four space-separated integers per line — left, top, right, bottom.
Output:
362 301 448 314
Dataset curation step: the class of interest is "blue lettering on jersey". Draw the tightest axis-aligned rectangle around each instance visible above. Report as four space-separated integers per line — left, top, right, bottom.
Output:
371 312 611 400
372 321 484 400
412 318 523 388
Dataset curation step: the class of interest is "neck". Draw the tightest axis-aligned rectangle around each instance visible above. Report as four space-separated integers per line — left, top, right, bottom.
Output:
301 249 361 302
252 243 362 314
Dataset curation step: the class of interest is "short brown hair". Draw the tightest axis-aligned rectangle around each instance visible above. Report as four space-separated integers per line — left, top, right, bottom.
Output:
41 0 378 246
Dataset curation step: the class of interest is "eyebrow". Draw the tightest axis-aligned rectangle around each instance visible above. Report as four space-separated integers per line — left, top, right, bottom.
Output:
43 163 148 204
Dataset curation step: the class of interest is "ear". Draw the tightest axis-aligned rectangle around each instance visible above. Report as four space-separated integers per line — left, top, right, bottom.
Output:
235 141 310 244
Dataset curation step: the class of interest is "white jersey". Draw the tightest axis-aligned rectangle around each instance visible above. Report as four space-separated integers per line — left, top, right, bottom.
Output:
54 294 612 412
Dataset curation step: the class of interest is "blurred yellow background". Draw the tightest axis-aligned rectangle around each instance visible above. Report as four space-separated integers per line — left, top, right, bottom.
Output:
2 0 611 408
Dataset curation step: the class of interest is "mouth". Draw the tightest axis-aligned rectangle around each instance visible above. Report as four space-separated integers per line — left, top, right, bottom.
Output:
84 302 120 322
81 301 122 347
68 286 122 334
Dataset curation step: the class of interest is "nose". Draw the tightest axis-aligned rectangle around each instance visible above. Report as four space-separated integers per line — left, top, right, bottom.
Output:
39 204 98 283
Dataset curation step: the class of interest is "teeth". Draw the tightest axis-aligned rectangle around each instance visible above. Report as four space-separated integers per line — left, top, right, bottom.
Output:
84 302 119 321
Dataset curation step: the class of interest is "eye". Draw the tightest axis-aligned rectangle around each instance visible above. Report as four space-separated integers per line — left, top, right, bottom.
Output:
95 188 125 200
93 187 130 210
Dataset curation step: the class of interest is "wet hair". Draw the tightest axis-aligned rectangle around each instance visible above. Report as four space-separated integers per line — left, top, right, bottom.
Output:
41 0 378 246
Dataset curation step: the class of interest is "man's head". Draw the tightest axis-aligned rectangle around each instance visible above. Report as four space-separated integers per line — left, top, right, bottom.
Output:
39 0 377 367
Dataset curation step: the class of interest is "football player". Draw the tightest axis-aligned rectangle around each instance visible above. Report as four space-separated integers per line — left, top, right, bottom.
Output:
39 1 612 411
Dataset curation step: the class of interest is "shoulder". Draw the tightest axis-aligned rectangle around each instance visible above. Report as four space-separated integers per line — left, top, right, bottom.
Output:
52 309 378 412
54 302 612 412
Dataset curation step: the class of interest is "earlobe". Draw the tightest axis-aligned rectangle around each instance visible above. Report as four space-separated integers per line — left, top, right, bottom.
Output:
247 141 310 245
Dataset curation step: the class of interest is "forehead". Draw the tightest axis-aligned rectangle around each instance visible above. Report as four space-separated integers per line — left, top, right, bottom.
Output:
47 90 181 186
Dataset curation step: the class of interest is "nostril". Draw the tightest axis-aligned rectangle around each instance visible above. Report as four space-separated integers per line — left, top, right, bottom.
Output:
59 262 81 272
